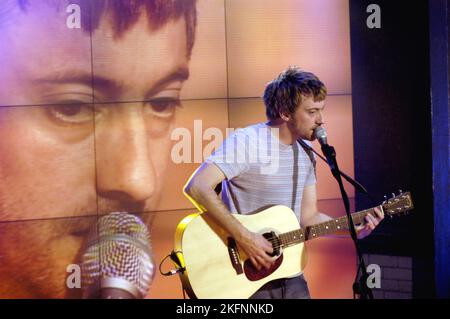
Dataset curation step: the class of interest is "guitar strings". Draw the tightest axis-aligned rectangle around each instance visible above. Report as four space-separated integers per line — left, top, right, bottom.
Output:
254 211 373 251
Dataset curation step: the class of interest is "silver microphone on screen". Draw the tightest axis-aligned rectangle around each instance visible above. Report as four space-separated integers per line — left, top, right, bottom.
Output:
81 212 155 299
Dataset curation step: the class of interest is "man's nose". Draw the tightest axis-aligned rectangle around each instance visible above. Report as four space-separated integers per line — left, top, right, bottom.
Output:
95 104 156 203
316 111 325 125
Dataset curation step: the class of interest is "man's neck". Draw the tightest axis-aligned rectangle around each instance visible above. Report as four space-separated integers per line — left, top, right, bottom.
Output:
266 119 296 145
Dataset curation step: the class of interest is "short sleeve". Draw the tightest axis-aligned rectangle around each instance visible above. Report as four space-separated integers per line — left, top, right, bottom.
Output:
205 129 250 180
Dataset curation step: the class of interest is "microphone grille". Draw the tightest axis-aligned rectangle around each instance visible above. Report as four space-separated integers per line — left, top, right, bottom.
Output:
314 126 327 142
81 212 155 298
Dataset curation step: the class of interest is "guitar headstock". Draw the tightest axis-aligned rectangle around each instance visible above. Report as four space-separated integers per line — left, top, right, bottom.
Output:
382 191 414 217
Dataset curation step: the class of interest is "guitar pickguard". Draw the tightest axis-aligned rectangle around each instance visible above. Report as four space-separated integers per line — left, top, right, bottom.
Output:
243 255 283 281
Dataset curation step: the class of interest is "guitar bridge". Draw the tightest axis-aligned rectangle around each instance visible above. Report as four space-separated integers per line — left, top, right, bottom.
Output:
227 237 243 275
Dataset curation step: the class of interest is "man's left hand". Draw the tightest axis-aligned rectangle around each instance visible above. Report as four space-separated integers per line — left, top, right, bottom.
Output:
356 206 384 239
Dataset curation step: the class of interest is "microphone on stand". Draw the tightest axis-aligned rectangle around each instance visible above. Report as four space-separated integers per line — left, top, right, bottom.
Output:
81 212 155 299
314 126 336 171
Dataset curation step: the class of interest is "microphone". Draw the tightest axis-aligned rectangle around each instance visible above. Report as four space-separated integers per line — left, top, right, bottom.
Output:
314 126 337 172
314 126 328 146
81 212 155 299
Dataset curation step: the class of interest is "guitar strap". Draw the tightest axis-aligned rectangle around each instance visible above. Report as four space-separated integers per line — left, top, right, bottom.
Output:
291 141 300 213
298 139 317 176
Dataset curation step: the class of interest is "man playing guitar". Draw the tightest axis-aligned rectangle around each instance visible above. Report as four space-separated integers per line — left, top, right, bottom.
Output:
184 66 384 299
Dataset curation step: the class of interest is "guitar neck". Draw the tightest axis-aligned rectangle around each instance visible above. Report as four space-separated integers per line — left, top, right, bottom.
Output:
278 208 377 247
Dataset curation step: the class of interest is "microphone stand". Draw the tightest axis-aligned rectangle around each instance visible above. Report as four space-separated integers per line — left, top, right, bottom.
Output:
300 139 374 299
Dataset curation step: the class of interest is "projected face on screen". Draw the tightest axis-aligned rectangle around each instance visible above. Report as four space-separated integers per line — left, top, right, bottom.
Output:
0 0 196 297
0 0 196 219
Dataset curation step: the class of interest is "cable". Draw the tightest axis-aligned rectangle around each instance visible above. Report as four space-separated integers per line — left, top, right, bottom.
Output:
158 250 189 299
158 250 185 276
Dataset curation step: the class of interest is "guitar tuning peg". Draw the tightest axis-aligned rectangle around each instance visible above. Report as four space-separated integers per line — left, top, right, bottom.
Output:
391 193 396 198
384 195 388 201
398 189 403 194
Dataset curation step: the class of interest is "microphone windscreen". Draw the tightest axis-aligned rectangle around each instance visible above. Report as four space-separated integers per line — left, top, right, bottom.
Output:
81 212 155 299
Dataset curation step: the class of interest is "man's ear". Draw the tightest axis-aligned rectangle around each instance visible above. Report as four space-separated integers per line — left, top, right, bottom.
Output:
279 111 291 122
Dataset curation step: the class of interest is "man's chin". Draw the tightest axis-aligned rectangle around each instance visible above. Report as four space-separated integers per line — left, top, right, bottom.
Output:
309 128 318 141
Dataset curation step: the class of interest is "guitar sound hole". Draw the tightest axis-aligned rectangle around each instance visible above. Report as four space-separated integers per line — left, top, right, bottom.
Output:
263 231 281 257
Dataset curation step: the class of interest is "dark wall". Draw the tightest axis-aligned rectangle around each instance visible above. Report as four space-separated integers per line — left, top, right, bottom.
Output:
349 0 435 297
429 0 450 298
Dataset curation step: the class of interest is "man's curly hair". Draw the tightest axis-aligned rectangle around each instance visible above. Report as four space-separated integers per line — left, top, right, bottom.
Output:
263 66 327 120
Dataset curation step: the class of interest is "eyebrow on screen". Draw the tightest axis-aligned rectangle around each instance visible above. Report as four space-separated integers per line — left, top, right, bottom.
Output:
33 67 190 98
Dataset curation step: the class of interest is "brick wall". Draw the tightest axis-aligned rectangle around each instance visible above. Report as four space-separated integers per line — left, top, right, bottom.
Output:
360 254 413 299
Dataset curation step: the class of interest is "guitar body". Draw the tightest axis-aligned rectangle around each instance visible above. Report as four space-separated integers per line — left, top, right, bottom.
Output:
174 205 308 299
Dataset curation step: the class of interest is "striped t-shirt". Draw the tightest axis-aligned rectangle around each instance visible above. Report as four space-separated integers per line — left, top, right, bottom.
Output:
206 122 316 223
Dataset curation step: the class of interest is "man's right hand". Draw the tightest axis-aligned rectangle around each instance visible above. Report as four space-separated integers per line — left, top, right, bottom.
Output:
236 229 274 270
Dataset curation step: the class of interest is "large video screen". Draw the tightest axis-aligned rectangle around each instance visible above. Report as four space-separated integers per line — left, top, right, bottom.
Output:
0 0 353 298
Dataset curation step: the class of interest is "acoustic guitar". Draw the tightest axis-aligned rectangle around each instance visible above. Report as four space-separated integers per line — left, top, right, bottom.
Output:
173 192 413 299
